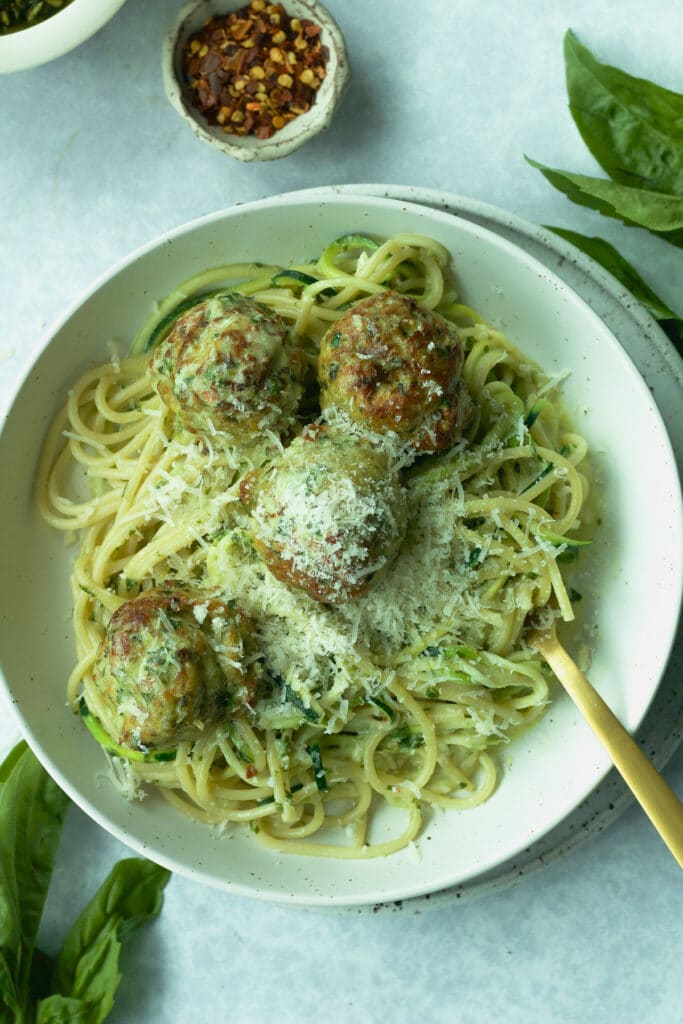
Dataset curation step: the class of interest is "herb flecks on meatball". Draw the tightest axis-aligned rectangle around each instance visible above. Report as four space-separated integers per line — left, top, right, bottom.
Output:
150 293 303 443
240 426 407 605
90 584 257 751
318 291 473 453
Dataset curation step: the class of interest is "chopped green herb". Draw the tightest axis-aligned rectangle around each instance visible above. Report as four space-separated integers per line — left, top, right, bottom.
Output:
422 645 442 657
524 399 549 429
227 723 254 764
386 726 425 752
467 547 482 567
367 695 396 721
307 743 329 792
283 683 320 723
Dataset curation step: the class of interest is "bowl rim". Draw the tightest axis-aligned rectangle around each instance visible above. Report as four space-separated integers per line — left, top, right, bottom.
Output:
161 0 351 161
1 189 681 906
0 0 128 73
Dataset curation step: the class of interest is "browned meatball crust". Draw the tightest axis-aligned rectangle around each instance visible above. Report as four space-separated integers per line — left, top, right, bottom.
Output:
89 583 257 751
318 291 472 452
149 292 303 443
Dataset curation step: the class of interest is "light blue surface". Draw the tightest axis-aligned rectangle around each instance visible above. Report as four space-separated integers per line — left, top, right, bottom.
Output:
1 2 682 1021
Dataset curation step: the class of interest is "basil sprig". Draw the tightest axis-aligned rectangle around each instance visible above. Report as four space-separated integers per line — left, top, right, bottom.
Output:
0 743 69 1023
545 227 683 351
0 742 171 1024
527 30 683 352
563 29 683 197
528 30 683 244
527 159 683 246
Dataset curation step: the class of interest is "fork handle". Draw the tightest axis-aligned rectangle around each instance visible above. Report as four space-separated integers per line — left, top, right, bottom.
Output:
538 635 683 869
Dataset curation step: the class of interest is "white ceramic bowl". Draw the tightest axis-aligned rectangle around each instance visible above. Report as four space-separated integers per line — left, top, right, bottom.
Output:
0 0 127 74
162 0 350 161
0 192 681 906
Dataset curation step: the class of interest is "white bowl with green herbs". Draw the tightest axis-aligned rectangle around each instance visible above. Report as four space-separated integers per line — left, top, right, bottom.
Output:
0 0 127 74
0 191 680 906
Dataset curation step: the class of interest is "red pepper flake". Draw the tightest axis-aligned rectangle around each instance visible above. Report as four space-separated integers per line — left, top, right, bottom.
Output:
182 0 329 140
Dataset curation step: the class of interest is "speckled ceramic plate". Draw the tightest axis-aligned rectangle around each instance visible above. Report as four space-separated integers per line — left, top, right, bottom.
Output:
294 185 683 912
0 190 681 907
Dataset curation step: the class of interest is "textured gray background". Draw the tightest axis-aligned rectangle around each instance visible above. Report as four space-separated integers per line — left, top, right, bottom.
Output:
1 1 682 1022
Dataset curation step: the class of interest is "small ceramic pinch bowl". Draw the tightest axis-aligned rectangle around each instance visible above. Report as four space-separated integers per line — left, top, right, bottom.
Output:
162 0 351 161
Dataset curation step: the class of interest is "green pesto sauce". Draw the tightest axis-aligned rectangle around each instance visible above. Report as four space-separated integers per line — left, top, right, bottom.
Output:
0 0 74 34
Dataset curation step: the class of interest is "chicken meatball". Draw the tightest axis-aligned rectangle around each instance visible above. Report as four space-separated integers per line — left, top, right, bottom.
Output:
88 583 257 751
318 291 473 453
150 292 303 443
240 426 407 604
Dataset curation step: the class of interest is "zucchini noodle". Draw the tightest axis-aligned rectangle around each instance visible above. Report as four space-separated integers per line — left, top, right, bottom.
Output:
37 233 593 858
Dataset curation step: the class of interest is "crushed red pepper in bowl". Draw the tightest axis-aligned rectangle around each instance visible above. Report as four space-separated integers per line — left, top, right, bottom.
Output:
163 0 350 161
182 0 329 141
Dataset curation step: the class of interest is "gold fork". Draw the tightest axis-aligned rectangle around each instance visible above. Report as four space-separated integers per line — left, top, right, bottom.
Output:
528 620 683 869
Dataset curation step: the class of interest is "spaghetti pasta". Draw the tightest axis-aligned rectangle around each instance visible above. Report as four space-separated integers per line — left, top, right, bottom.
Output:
37 233 592 858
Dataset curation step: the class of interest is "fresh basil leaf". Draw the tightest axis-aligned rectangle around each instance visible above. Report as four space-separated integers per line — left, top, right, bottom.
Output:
45 920 119 1024
0 743 26 786
0 954 21 1022
0 743 70 1024
46 858 170 1024
35 995 94 1024
526 158 683 247
564 30 683 196
547 226 683 349
29 948 56 1003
